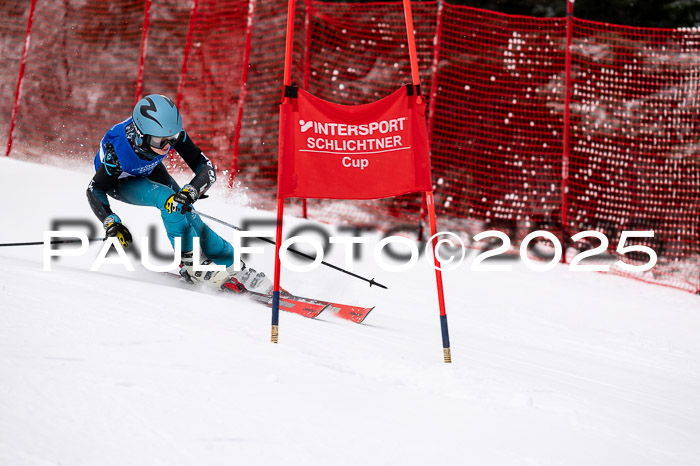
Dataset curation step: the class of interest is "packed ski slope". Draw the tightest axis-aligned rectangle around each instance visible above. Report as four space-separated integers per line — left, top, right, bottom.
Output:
1 156 699 466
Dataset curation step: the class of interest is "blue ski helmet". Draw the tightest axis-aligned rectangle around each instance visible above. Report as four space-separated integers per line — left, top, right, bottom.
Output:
132 94 183 146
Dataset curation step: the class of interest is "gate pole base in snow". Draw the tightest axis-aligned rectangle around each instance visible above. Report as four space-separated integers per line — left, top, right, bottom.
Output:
443 348 452 363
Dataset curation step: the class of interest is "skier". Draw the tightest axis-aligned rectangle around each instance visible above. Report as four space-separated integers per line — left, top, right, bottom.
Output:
86 94 272 293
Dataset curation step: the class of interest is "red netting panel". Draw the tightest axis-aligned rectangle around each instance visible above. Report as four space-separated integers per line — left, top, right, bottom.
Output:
568 20 700 291
306 1 435 104
138 0 190 123
429 6 567 237
136 0 188 174
233 0 289 199
10 0 145 161
0 2 30 143
1 1 698 292
165 0 248 175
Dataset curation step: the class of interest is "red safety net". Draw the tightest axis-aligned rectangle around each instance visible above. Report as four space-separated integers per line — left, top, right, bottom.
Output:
0 0 247 164
427 7 568 236
1 0 698 292
566 19 700 292
234 0 289 192
7 1 145 160
0 2 31 147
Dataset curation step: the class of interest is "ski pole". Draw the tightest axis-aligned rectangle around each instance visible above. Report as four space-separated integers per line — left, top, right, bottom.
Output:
189 207 388 289
0 238 104 247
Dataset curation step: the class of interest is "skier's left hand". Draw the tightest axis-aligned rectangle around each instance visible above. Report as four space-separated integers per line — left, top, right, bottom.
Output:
165 185 198 214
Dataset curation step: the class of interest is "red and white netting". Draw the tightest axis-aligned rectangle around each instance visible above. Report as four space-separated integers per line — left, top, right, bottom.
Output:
2 0 698 292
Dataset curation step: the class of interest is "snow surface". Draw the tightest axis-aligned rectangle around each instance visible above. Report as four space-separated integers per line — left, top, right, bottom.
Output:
1 156 699 466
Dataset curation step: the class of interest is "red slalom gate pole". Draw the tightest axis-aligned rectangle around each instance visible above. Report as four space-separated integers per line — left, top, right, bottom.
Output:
402 0 421 95
271 197 284 344
426 191 452 363
6 0 37 158
403 0 452 363
271 0 298 343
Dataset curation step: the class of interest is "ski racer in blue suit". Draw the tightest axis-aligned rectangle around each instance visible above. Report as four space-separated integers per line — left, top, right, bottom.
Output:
86 94 271 292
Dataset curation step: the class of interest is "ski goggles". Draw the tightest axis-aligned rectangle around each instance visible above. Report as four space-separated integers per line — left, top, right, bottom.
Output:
147 133 181 149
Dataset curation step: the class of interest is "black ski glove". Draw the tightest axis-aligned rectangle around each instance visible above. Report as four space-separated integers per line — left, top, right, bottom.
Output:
165 185 198 214
104 214 133 248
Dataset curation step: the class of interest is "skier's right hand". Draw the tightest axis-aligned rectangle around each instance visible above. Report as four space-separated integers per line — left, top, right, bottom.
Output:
104 214 132 248
165 185 198 214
